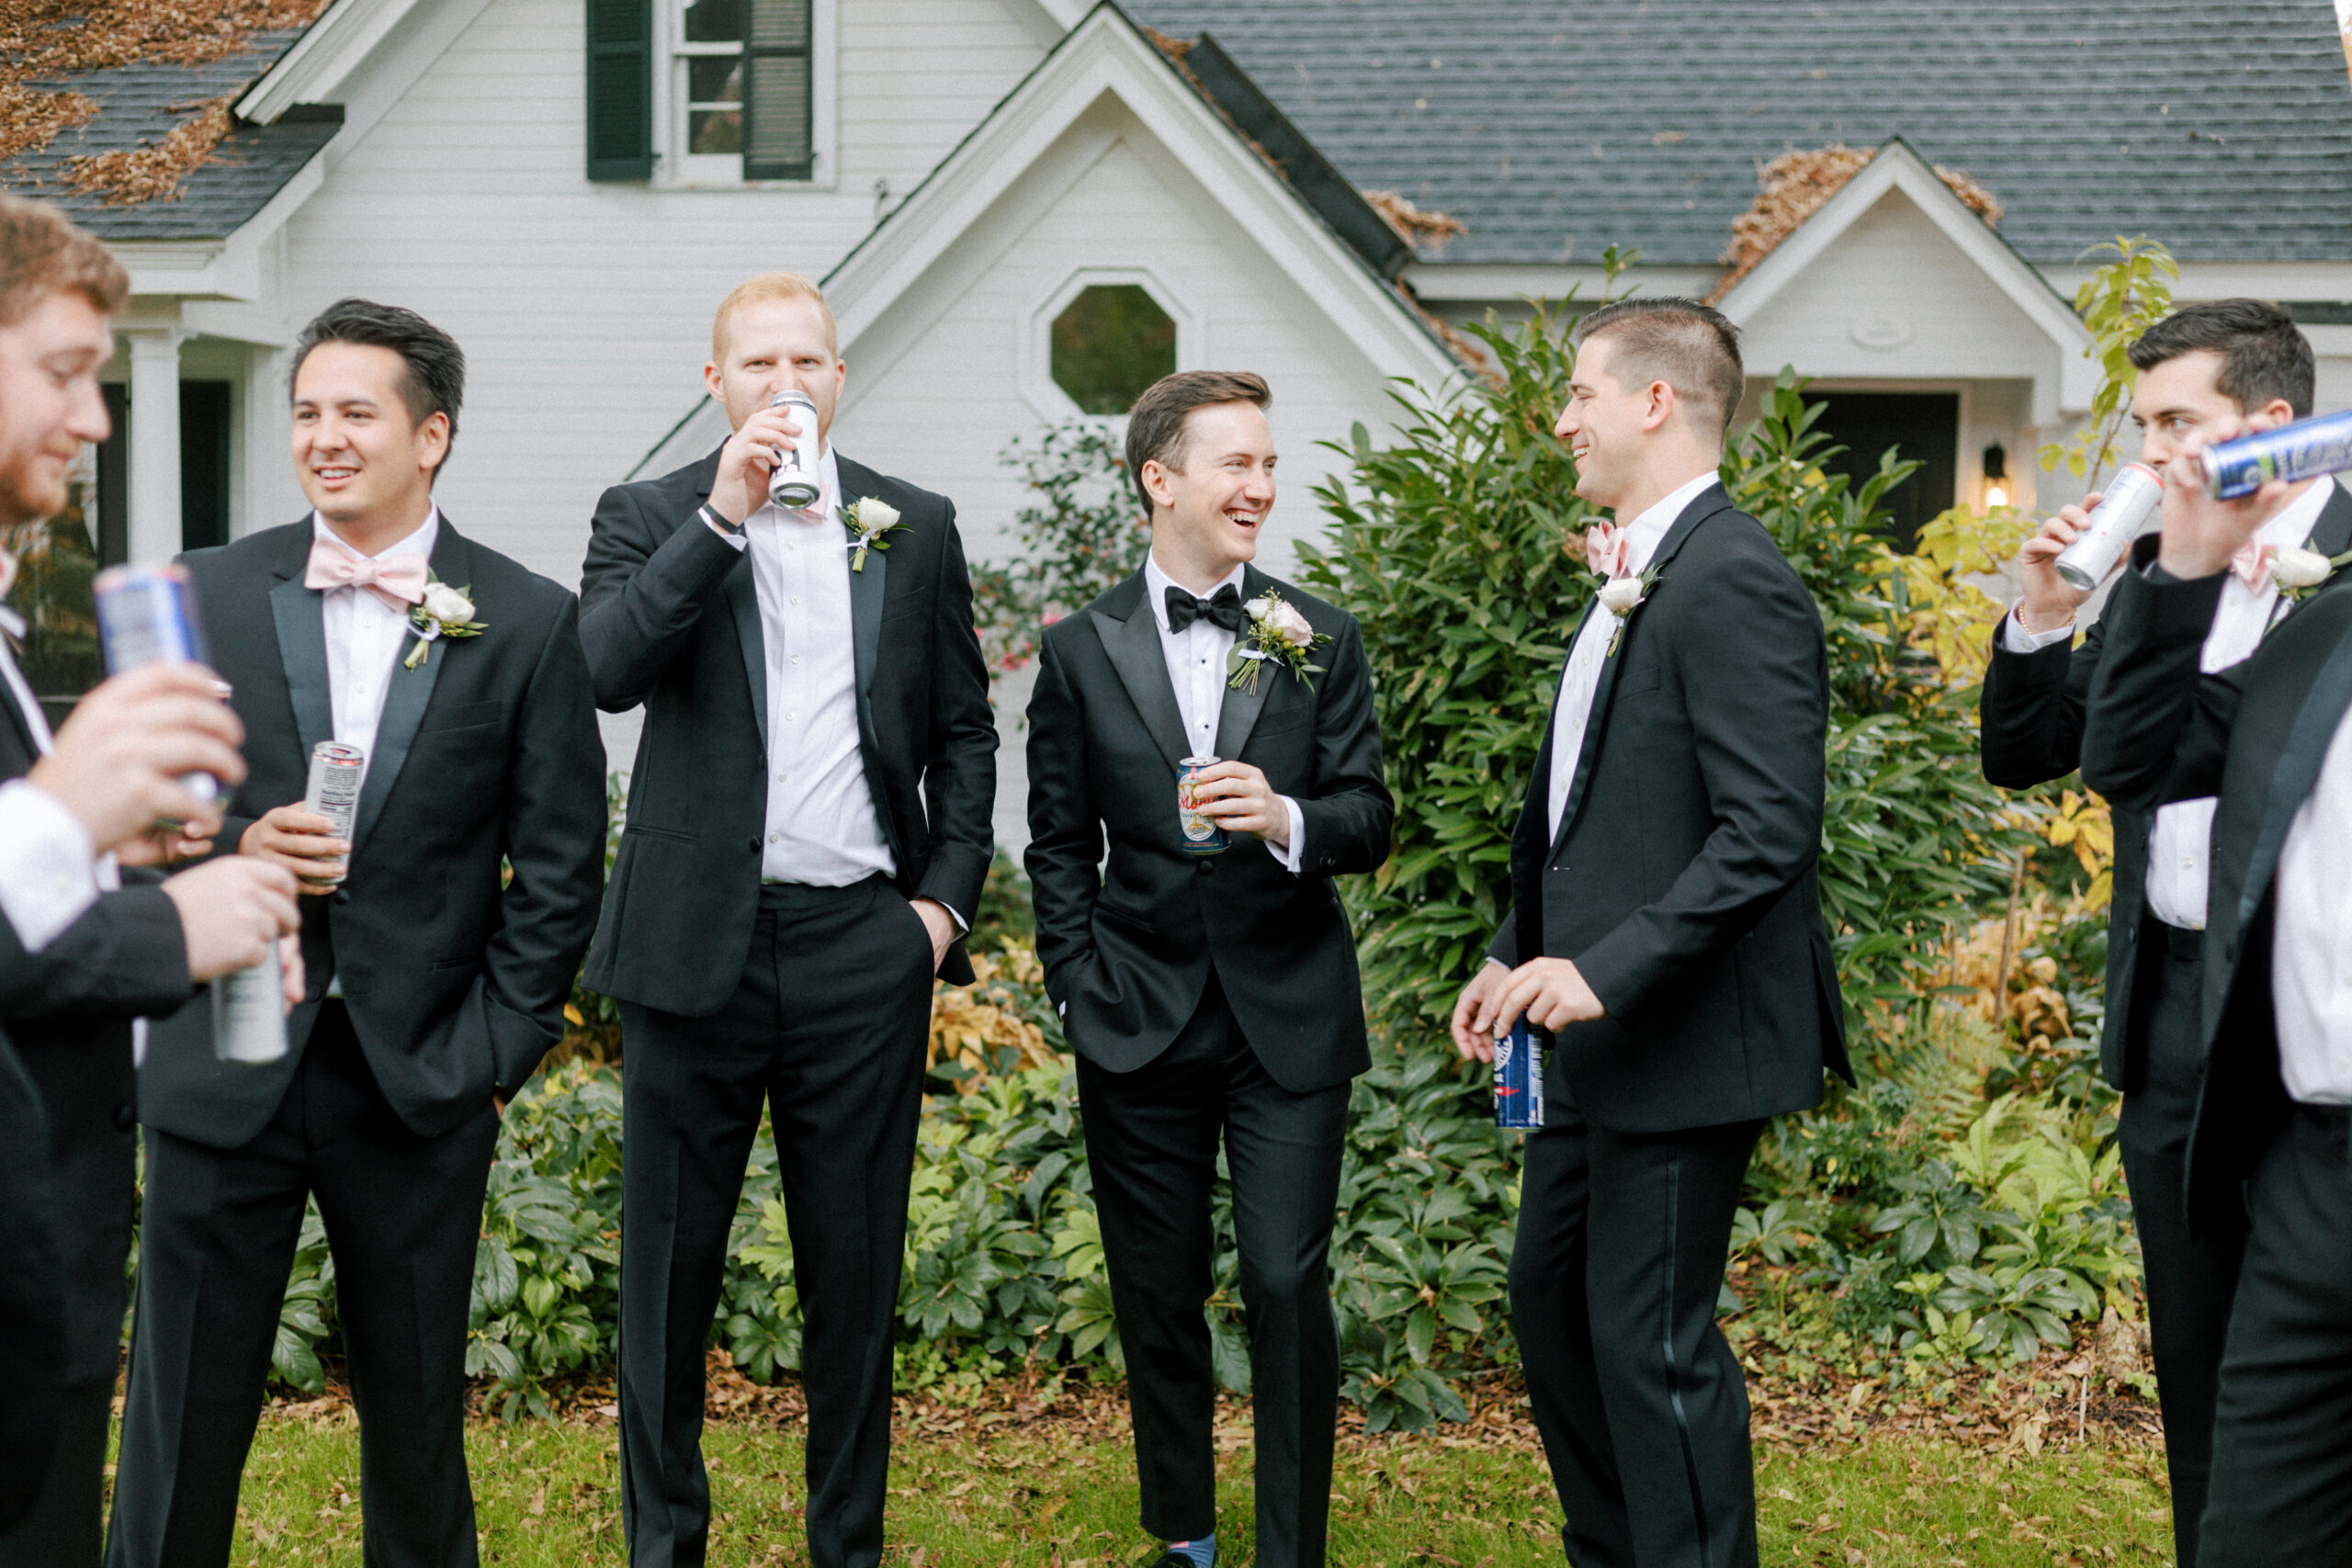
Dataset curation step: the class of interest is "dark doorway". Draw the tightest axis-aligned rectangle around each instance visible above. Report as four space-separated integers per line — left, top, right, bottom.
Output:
1809 391 1958 554
180 380 232 551
96 383 127 567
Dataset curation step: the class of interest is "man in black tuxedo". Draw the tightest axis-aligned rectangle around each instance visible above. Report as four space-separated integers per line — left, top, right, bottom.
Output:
578 272 995 1568
2082 439 2352 1566
1025 370 1391 1568
108 300 608 1568
0 193 300 1565
1980 300 2338 1566
1451 299 1848 1568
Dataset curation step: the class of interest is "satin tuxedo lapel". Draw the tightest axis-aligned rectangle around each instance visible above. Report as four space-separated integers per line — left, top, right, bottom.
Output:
267 531 334 759
1545 486 1733 858
349 525 467 855
1091 575 1189 772
838 458 889 705
1210 566 1273 759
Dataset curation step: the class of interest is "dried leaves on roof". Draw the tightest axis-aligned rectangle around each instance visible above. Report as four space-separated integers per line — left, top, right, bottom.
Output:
1363 189 1467 252
0 0 328 201
1712 145 2006 300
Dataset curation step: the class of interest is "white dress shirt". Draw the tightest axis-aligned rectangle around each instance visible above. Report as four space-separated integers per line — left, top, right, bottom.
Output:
315 508 440 789
1545 470 1719 842
1142 552 1305 872
0 619 114 951
707 447 903 891
2004 479 2330 929
2271 700 2352 1104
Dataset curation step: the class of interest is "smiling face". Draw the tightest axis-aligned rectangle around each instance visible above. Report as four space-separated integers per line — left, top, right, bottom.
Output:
0 288 112 525
291 341 447 536
2132 349 2293 468
706 295 845 445
1554 334 1667 513
1141 400 1276 586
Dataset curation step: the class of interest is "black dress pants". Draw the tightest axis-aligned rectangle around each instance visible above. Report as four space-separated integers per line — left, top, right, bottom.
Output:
616 876 935 1568
1509 1104 1764 1568
107 1002 500 1568
0 1027 138 1568
2199 1104 2352 1567
2116 924 2245 1568
1075 974 1351 1568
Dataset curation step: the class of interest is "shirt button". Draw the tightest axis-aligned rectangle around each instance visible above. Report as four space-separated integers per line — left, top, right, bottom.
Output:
790 654 801 665
768 831 782 844
784 710 797 722
789 595 801 605
777 771 790 783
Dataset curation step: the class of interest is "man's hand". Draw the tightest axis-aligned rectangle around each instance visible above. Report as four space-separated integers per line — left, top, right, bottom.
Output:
911 897 956 975
707 400 810 526
161 857 300 982
115 805 223 868
2154 417 2293 581
279 933 304 1011
1487 957 1606 1036
240 805 350 891
2015 499 2099 634
1449 962 1510 1061
1191 761 1289 846
28 663 245 854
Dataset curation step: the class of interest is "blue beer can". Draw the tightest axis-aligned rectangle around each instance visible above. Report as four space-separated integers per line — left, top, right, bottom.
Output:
1493 1016 1544 1130
2199 409 2352 500
1177 754 1227 856
92 563 218 805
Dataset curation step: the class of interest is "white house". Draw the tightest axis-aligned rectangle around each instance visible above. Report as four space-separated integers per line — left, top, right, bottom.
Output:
6 0 2352 852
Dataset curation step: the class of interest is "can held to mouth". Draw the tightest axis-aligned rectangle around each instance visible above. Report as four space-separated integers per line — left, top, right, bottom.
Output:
302 740 367 885
765 389 823 510
2200 409 2352 500
1494 1015 1545 1130
1176 754 1227 856
93 563 219 807
2052 462 2165 592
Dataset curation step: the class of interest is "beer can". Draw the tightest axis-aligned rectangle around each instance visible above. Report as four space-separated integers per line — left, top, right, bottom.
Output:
765 389 823 510
92 563 218 806
1493 1016 1544 1130
301 740 366 884
1176 754 1227 856
2199 409 2352 500
211 941 288 1065
2052 462 2165 592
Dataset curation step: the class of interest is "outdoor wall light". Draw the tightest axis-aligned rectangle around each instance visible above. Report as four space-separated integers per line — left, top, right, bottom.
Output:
1983 443 2010 509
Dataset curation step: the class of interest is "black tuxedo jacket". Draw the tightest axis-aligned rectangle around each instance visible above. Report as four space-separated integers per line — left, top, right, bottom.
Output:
141 517 608 1147
2082 540 2352 1227
1024 566 1391 1093
1487 484 1849 1134
0 958 62 1527
1984 483 2352 1088
578 447 997 1011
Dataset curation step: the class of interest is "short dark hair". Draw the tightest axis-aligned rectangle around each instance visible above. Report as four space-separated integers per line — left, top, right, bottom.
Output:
1570 297 1745 436
1124 370 1272 513
2128 299 2313 419
0 193 126 327
290 299 467 476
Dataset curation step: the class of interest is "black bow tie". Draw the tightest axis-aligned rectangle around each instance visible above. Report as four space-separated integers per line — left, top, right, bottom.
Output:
1166 582 1246 635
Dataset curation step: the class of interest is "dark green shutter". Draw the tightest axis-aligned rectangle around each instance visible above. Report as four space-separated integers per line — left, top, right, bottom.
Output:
741 0 812 180
585 0 653 180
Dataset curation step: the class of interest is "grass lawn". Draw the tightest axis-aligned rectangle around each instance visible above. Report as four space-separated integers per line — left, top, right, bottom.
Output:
210 1407 2174 1565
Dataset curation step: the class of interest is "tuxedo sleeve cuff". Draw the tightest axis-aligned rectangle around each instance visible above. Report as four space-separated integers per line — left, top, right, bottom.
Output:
0 780 99 952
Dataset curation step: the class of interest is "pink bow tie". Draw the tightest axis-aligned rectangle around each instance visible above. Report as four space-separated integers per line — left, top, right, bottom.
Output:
1585 525 1632 578
2231 540 2275 591
305 537 427 610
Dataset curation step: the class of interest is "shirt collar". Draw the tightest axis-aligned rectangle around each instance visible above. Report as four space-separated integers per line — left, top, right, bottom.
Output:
1144 551 1249 636
311 504 440 564
1615 470 1721 578
2257 478 2331 552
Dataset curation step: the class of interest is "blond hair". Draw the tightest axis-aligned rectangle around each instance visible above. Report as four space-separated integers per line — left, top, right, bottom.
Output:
711 271 839 364
0 194 126 329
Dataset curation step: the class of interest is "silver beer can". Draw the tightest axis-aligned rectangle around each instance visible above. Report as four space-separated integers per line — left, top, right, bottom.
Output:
211 942 288 1065
2053 462 2165 592
1177 754 1227 856
765 389 823 510
92 563 220 807
302 740 367 884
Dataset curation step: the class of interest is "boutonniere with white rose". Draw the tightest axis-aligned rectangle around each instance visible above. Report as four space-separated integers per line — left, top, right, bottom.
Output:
403 575 487 669
843 497 907 572
1595 565 1662 657
2266 543 2352 605
1227 591 1330 694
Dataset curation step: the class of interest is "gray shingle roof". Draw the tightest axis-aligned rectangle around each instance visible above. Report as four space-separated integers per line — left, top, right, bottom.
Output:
1123 0 2352 267
0 31 336 243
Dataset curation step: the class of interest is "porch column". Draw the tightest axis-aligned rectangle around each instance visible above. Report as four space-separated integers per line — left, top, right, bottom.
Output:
125 327 184 565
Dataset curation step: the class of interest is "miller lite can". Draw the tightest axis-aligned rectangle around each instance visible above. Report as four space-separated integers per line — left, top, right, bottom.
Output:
765 389 823 510
92 563 219 806
2199 409 2352 500
1493 1016 1544 1130
2052 462 2165 592
302 740 367 884
1176 755 1227 856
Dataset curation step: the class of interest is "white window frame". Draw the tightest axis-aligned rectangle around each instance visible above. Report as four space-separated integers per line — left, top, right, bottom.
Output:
1022 266 1200 424
652 0 838 190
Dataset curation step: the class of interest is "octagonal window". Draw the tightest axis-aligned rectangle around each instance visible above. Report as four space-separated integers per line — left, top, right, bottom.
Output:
1050 284 1176 415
